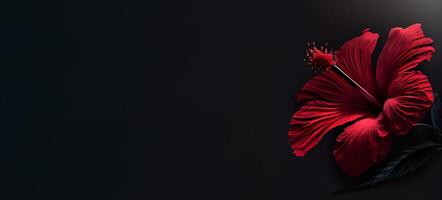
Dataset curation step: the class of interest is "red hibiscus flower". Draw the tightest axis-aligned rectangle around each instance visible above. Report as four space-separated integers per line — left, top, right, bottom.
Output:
288 24 435 176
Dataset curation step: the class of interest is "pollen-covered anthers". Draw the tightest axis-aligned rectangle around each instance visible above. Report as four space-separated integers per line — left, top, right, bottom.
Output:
304 42 336 72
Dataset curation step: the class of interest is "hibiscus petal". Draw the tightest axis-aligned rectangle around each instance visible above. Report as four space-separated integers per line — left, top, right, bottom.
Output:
335 29 380 97
289 100 371 157
381 71 434 135
333 117 392 176
296 70 370 105
376 24 435 95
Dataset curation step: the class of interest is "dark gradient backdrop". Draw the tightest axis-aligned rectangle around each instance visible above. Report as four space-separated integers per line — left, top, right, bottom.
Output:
2 0 442 199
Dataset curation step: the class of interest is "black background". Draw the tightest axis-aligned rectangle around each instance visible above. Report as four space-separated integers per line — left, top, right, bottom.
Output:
2 0 442 199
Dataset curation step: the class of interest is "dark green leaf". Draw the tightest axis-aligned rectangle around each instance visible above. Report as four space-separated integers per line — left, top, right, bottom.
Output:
432 96 442 133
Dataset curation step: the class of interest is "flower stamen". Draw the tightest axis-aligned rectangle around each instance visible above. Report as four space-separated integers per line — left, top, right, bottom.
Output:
305 42 336 72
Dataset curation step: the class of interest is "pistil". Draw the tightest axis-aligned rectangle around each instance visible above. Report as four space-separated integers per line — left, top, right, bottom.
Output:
305 42 382 109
